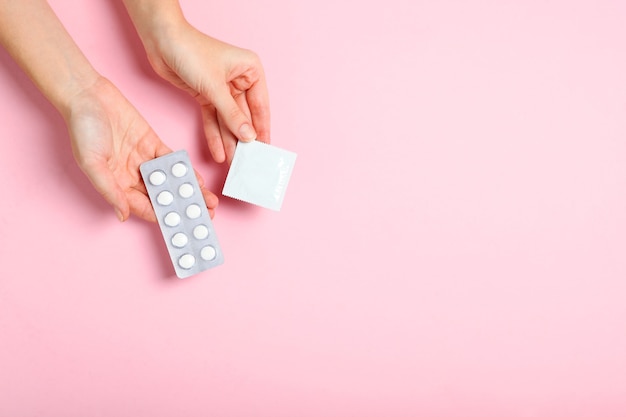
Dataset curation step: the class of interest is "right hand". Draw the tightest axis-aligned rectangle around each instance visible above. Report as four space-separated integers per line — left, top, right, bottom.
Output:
142 23 271 164
65 76 219 222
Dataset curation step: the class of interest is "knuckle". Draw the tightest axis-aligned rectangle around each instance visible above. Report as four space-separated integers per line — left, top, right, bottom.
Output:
243 48 260 62
225 104 245 123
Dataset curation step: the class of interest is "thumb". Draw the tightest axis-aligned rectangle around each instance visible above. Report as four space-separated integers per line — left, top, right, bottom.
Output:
82 159 130 222
211 86 257 142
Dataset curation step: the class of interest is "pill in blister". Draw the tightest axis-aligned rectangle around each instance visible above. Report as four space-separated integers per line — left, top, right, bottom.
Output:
157 191 174 206
179 183 194 198
140 150 224 278
186 204 201 219
193 224 209 240
164 212 181 227
172 162 188 178
178 254 195 269
201 246 217 261
149 170 166 186
171 232 188 248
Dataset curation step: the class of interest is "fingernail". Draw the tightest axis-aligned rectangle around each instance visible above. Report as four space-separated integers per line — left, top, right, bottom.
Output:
239 123 256 141
115 208 124 222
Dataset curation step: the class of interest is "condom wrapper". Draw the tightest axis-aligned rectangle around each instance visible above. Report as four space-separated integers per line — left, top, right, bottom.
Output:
222 140 297 211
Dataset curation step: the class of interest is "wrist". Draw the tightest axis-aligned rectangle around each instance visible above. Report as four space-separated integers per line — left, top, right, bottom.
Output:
122 1 188 53
55 69 102 121
0 0 102 121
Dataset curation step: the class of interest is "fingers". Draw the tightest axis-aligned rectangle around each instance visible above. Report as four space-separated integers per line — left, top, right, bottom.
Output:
246 77 271 144
193 168 219 211
234 90 252 121
218 113 238 164
199 183 219 220
229 55 270 144
81 157 130 222
127 188 157 223
201 103 239 164
211 85 257 143
154 141 174 158
201 105 226 163
124 167 219 223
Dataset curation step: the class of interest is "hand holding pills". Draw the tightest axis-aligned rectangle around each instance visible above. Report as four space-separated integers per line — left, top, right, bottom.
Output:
65 78 219 223
0 0 294 277
0 0 267 222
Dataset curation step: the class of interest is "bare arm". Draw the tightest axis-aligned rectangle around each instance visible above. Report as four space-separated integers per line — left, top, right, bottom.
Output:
0 0 218 221
0 0 98 117
122 0 271 164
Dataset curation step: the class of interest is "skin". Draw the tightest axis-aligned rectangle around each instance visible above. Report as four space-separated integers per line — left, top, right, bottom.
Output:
122 0 271 164
0 0 270 221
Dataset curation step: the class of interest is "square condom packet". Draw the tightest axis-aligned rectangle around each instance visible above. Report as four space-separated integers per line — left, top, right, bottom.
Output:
222 140 297 211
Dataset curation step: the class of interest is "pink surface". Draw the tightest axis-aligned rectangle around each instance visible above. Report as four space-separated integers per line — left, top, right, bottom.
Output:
1 0 626 415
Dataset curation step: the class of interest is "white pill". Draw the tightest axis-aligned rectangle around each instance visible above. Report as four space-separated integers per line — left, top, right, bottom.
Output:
200 245 217 261
149 170 166 186
171 232 188 248
178 183 194 198
186 204 201 219
171 162 188 178
178 254 195 269
164 212 181 227
193 224 209 240
156 191 174 206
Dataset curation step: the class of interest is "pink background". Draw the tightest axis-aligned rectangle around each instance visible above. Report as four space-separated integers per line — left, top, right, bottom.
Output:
1 0 626 415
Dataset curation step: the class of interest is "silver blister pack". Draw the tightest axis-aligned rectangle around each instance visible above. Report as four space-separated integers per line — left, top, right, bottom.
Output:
140 150 224 278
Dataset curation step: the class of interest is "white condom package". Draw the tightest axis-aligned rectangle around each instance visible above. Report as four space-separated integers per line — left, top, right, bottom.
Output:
222 140 297 211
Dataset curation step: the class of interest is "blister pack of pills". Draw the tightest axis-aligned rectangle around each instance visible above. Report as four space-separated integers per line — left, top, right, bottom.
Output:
222 140 297 211
140 150 224 278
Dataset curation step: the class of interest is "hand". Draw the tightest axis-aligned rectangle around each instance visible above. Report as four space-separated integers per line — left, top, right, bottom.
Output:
66 76 219 222
142 23 271 164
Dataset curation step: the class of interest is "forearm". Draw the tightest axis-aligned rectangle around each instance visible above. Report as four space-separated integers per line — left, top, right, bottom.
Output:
0 0 99 118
